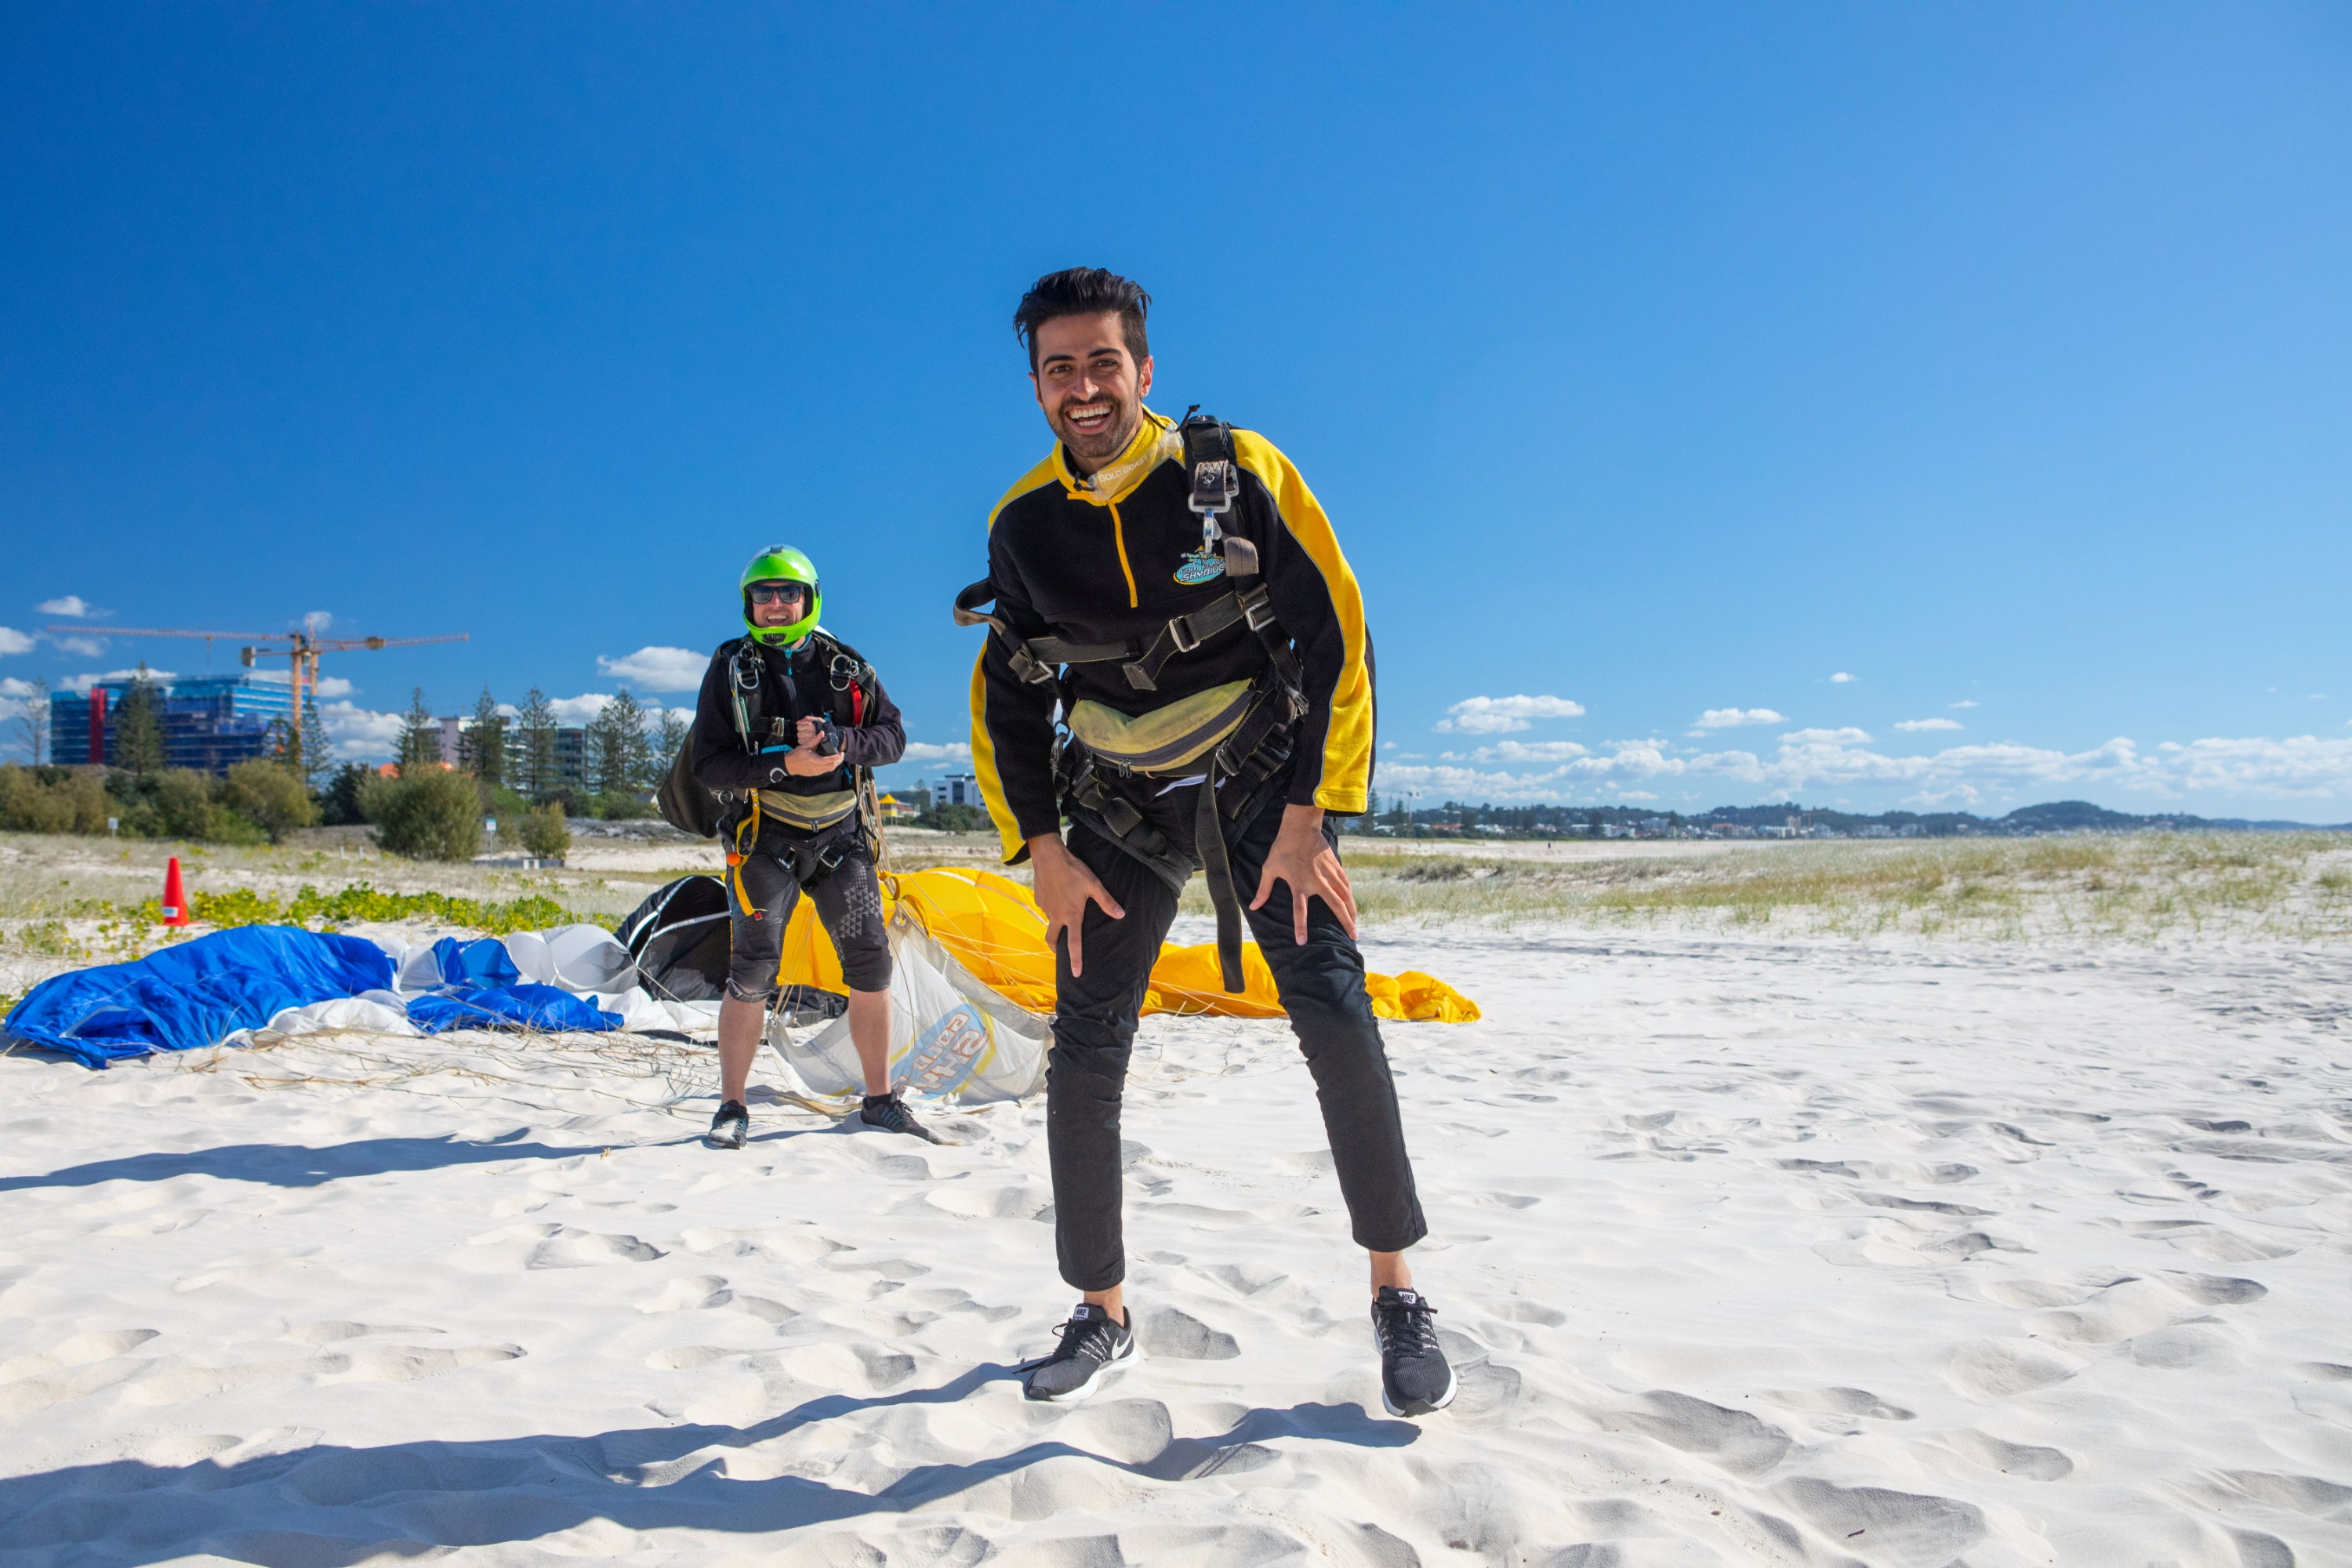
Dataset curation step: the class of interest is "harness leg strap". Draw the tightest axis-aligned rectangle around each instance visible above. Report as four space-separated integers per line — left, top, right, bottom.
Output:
1196 762 1248 993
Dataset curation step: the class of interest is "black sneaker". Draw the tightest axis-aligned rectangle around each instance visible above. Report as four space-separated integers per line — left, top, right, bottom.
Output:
1372 1286 1456 1417
707 1099 748 1150
1022 1303 1138 1403
858 1094 938 1142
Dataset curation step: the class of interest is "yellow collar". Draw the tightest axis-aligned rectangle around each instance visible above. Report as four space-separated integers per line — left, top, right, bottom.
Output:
1052 407 1180 507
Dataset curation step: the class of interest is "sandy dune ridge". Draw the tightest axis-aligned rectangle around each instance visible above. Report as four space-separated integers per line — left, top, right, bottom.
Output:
2 922 2349 1564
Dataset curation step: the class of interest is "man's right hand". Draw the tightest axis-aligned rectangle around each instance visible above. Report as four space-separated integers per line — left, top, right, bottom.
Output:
1029 833 1123 977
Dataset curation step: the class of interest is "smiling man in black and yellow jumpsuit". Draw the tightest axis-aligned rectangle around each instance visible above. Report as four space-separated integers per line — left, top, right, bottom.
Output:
959 267 1454 1415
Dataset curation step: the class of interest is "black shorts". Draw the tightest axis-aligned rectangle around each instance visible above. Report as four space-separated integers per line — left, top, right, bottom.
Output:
726 838 891 999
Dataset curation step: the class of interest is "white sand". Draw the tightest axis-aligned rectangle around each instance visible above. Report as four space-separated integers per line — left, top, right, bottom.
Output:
3 923 2349 1565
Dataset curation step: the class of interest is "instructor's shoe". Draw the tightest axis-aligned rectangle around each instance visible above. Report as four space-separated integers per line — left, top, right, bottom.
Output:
1371 1287 1456 1417
706 1099 749 1150
859 1094 936 1142
1023 1304 1137 1403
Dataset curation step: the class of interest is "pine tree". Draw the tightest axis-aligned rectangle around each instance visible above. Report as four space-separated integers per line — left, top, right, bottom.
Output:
654 709 691 776
396 688 440 775
516 688 558 800
111 666 167 785
588 689 649 796
9 678 49 765
460 687 508 789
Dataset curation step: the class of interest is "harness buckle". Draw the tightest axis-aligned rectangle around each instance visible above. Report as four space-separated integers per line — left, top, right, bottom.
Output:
1166 612 1203 654
1240 586 1278 632
1188 457 1239 520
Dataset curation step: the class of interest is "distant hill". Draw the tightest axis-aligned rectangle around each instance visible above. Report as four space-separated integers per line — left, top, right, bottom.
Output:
1381 796 2351 837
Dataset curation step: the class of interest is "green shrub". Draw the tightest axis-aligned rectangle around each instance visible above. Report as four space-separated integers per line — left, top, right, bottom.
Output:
915 804 989 833
0 765 111 833
222 759 319 843
586 791 655 822
372 769 485 861
151 770 229 841
518 802 571 861
143 881 578 935
354 768 402 824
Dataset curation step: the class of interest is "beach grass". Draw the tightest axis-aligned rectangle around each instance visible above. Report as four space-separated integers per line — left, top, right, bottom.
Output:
1279 831 2352 942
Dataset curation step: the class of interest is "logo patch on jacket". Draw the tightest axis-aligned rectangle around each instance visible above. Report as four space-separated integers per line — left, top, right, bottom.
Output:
1172 547 1225 586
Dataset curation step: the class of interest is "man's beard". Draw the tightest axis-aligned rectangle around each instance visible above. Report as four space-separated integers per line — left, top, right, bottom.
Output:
1055 396 1138 463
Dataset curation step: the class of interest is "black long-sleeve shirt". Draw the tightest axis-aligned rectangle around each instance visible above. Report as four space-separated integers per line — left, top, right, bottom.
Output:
691 634 905 811
969 409 1375 862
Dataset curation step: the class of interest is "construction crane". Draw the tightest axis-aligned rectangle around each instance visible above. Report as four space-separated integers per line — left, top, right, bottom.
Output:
51 622 468 774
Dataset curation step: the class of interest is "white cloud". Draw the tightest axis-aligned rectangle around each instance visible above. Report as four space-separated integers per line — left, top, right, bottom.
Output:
1830 672 1857 683
1435 694 1586 734
596 646 710 692
250 670 354 698
1 677 36 699
1371 726 2352 808
543 693 683 731
321 700 404 760
59 667 177 695
1951 699 1979 709
1693 707 1786 730
0 627 32 656
1457 740 1590 764
35 595 96 618
304 610 334 633
1895 717 1963 732
901 741 974 764
550 694 613 726
55 637 106 656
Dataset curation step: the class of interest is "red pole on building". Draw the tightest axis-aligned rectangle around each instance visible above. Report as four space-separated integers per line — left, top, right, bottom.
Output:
89 688 108 764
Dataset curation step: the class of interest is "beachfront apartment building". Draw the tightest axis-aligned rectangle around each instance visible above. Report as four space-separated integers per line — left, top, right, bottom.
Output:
50 673 319 775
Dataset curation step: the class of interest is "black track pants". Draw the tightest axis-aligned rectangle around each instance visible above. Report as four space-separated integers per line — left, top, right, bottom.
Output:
1047 782 1428 1290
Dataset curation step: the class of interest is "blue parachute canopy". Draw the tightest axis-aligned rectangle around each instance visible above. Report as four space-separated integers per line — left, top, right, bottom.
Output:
2 926 396 1070
406 983 622 1035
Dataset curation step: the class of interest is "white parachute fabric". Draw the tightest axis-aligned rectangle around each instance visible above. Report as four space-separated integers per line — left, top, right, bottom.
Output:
775 920 1048 1104
368 931 720 1036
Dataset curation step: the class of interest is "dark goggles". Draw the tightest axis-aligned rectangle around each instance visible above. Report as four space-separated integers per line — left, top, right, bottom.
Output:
746 583 811 606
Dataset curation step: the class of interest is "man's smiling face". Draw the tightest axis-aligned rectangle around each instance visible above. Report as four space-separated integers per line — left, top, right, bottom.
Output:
1029 311 1153 470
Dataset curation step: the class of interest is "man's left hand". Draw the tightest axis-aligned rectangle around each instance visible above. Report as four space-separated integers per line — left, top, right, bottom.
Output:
782 742 843 777
1248 803 1359 945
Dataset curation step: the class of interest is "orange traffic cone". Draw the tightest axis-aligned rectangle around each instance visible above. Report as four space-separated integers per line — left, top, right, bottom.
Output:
159 856 191 927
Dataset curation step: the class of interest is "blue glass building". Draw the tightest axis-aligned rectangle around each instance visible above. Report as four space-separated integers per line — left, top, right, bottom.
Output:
52 673 320 775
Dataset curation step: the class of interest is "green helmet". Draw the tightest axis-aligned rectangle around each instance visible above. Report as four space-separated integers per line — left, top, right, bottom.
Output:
740 545 822 646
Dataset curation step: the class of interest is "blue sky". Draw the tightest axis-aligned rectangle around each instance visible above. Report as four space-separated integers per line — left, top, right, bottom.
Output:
4 5 2348 819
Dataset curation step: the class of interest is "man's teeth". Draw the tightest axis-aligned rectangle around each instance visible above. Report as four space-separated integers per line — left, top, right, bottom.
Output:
1068 404 1110 423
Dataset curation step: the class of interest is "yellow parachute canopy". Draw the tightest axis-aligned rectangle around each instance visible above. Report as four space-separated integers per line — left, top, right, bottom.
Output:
773 866 1479 1024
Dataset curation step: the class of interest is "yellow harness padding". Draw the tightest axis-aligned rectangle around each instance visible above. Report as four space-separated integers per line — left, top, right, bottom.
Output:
769 866 1479 1024
757 787 858 832
1066 679 1256 776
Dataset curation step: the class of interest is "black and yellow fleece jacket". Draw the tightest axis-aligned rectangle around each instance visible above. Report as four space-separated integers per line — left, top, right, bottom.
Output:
971 408 1375 863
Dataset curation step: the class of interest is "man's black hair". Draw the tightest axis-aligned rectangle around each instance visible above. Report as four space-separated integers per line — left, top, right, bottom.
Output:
1013 267 1151 371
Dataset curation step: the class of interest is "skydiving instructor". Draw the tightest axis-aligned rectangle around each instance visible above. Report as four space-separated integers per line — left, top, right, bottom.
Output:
960 269 1455 1416
691 547 930 1147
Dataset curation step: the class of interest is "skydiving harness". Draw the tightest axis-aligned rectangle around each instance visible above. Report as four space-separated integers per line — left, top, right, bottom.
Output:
954 410 1308 992
719 633 882 908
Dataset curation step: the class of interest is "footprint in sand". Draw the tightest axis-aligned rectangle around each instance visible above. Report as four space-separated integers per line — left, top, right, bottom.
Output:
2207 1469 2352 1516
0 1329 162 1415
1138 1306 1240 1361
2024 1273 2263 1345
1771 1476 1987 1566
1761 1386 1916 1421
1943 1338 2087 1400
1941 1428 2074 1479
638 1274 732 1312
285 1321 442 1344
1599 1391 1791 1476
525 1228 663 1269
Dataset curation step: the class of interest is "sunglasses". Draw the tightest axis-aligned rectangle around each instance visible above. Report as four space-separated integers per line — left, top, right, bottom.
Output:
747 584 809 606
